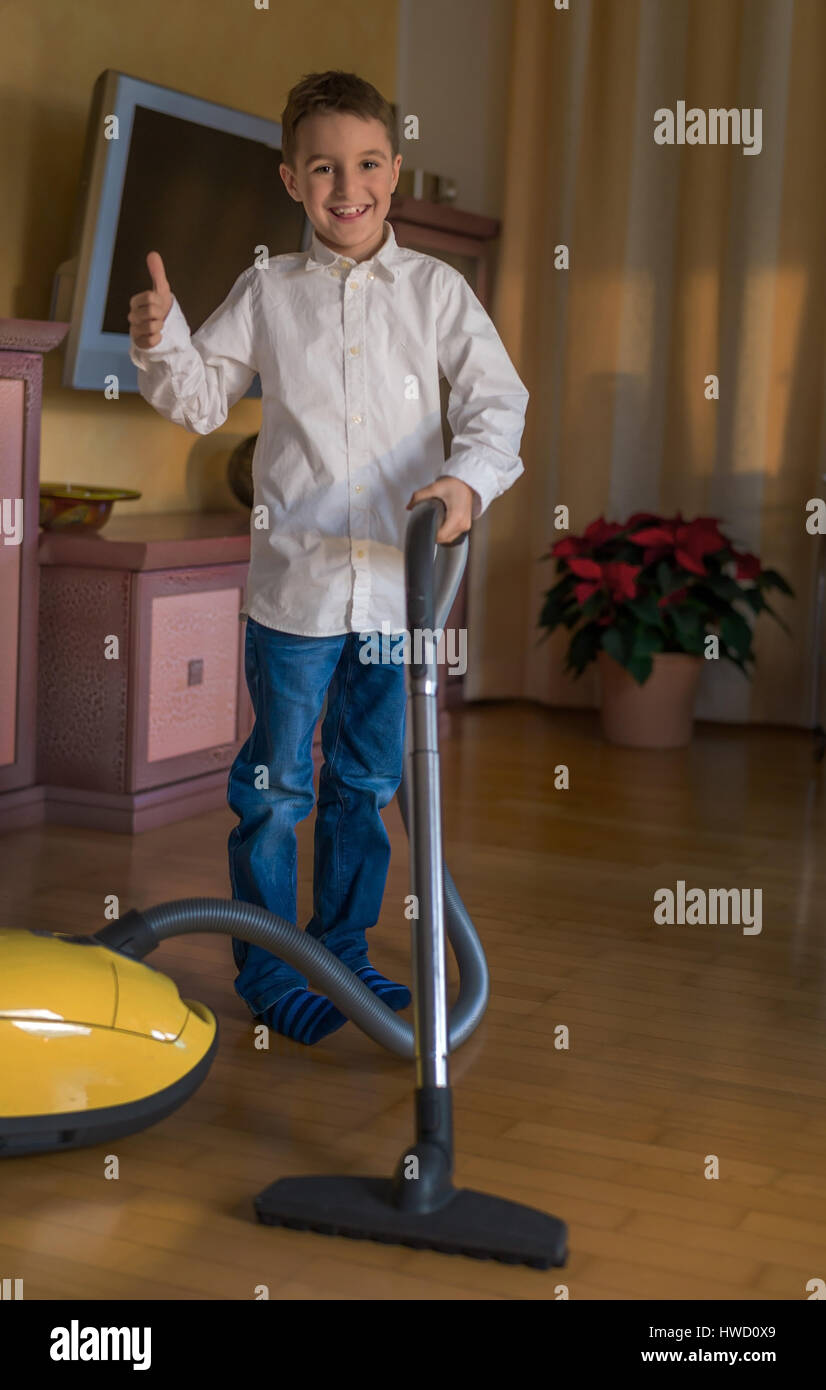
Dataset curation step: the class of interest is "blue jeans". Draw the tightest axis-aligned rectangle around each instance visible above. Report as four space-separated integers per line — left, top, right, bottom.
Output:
227 618 408 1016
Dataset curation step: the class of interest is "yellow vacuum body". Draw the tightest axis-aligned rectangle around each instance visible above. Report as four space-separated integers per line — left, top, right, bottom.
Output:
0 929 217 1157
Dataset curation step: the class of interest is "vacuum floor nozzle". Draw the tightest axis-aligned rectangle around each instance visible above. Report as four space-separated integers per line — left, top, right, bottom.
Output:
255 1175 568 1269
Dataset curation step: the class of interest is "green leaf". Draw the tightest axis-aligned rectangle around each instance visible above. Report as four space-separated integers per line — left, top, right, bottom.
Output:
690 586 734 617
669 605 705 653
741 588 766 614
657 560 683 594
759 599 792 635
633 623 665 657
760 567 794 597
700 572 742 601
561 605 582 630
539 580 578 630
567 623 600 675
720 611 754 658
626 652 654 684
580 592 608 622
600 626 626 664
626 594 664 627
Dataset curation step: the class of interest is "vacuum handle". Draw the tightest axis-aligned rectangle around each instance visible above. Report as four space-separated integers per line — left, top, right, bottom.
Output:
403 497 468 1094
405 499 468 678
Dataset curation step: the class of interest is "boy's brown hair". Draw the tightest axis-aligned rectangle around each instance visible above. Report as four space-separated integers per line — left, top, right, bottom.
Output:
280 70 399 169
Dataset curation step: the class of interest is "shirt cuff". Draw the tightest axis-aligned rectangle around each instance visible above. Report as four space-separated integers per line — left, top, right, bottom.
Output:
129 296 191 369
440 460 510 519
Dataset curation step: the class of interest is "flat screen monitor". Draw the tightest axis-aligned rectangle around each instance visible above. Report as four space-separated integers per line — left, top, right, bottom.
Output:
55 69 311 396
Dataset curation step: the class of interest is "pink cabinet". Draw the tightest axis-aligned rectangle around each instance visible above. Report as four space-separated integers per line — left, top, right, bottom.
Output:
0 376 25 772
36 512 256 833
0 319 68 831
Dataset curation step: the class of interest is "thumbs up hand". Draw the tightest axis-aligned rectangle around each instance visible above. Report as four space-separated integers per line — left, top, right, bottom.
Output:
128 252 175 348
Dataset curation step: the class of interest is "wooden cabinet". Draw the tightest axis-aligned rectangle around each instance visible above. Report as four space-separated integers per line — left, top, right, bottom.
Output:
388 197 502 722
0 319 68 832
388 196 500 309
35 512 255 833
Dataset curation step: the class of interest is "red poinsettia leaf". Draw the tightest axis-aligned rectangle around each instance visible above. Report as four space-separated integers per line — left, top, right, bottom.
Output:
630 526 676 547
657 586 689 607
604 562 642 601
568 557 602 579
678 520 727 555
735 551 761 580
552 536 582 557
574 581 601 605
584 518 623 545
675 547 707 575
643 546 670 567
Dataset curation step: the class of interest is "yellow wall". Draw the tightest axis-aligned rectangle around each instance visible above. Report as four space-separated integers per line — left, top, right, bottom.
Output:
2 0 398 515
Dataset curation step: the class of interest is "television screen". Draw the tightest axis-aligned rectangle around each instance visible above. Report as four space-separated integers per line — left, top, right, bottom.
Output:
57 70 311 394
103 105 305 336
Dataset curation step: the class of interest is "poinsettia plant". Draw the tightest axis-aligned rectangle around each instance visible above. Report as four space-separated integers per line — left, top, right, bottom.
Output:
539 512 794 684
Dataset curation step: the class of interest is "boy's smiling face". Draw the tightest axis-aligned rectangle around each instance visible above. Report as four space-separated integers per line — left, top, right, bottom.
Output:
280 111 402 264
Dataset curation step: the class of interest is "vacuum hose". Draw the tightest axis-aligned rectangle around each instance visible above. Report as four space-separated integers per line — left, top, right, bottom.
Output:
94 500 489 1058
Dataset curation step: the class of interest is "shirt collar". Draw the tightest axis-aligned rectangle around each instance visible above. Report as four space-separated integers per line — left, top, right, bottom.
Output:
304 219 399 282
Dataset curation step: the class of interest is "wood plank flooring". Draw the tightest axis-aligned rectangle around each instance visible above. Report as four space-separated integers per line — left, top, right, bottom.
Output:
1 703 824 1300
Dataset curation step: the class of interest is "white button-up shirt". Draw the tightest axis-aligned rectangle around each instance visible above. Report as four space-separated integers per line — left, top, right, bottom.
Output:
129 220 528 636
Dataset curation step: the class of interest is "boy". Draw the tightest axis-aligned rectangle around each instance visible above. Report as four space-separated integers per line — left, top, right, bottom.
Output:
128 70 528 1044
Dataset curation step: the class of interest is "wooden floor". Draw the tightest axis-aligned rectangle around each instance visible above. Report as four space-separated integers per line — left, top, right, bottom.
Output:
1 702 825 1301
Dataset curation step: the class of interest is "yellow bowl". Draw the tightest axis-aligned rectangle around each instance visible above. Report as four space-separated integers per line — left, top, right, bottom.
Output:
39 483 142 532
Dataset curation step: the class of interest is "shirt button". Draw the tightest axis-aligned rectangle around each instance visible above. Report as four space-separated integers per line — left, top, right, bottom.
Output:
354 484 362 492
349 345 360 355
351 414 362 423
357 549 364 558
367 272 375 280
349 280 360 289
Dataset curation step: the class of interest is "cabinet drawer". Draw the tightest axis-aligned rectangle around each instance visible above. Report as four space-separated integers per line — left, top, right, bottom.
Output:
130 564 250 792
146 588 239 763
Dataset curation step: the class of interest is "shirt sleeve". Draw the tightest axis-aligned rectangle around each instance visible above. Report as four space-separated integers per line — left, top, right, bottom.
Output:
434 263 529 519
129 268 257 434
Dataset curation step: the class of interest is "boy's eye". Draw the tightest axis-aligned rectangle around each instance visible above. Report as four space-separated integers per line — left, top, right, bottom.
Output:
312 161 379 173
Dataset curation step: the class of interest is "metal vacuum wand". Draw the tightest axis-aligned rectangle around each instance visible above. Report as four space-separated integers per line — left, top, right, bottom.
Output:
255 498 569 1267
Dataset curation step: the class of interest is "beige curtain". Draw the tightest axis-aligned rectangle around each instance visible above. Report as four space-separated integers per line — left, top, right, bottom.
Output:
465 0 826 727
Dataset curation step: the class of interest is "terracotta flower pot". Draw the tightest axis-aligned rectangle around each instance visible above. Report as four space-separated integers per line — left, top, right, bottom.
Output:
597 650 703 748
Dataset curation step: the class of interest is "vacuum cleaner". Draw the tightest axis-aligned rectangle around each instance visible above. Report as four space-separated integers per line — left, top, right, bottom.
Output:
0 498 568 1269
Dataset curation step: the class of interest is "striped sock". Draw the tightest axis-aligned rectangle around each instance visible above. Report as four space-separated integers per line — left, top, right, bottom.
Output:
355 965 412 1012
259 988 348 1046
